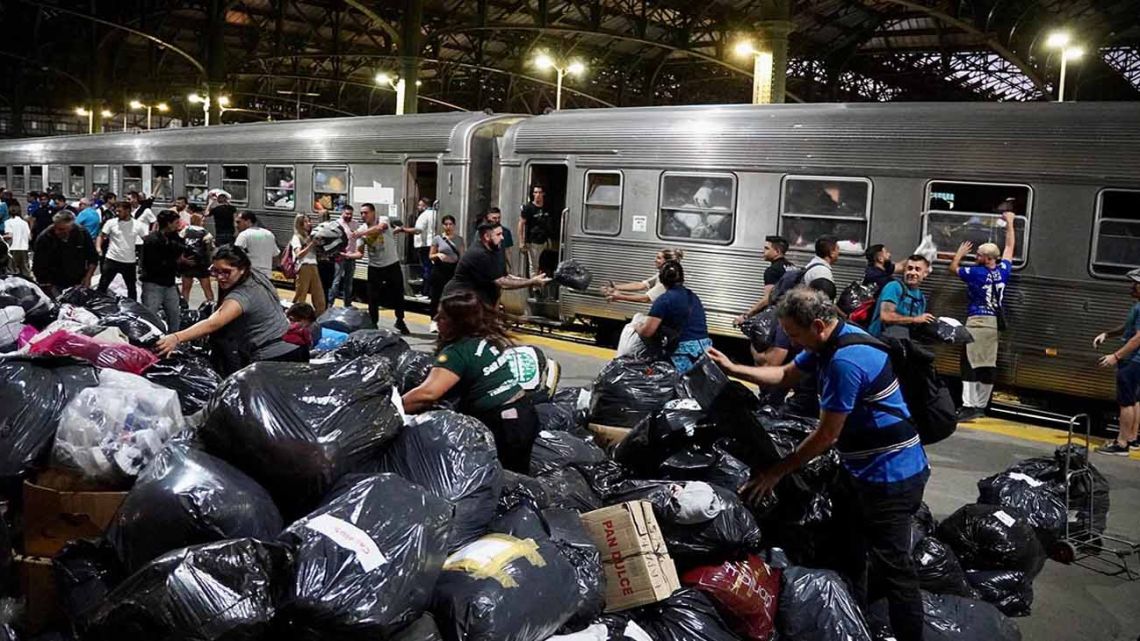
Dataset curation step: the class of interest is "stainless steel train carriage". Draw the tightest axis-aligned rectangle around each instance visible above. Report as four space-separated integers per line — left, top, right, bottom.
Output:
0 111 522 288
496 102 1140 404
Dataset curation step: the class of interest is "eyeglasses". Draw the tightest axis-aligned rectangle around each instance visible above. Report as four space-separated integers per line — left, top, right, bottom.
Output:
209 266 238 277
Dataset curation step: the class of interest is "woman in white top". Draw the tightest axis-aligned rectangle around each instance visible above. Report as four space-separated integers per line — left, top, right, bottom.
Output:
601 247 684 304
427 214 464 333
290 214 326 315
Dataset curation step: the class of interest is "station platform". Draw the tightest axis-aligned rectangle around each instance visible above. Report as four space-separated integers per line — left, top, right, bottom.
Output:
263 292 1140 640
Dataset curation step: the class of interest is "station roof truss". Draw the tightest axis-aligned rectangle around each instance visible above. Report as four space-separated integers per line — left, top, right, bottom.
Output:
1 0 1138 130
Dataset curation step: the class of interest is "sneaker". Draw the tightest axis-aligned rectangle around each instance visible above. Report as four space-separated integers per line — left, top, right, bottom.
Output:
957 407 985 422
395 320 411 336
1129 439 1140 451
1096 441 1131 456
429 321 438 334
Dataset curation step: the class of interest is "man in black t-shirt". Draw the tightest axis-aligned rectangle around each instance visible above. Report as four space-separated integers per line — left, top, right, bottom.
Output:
735 235 793 326
206 192 237 247
517 185 551 278
447 222 549 307
863 243 905 291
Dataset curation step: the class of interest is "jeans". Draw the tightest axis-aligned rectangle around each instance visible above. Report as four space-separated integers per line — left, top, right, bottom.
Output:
98 259 137 300
429 261 457 319
366 262 405 326
329 259 356 306
833 469 928 641
142 282 181 332
317 260 335 303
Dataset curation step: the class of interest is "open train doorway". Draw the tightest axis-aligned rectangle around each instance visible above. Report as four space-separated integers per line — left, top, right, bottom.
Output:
403 160 438 298
523 163 567 317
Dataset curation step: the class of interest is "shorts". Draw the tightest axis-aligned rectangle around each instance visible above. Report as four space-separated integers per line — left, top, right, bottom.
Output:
1117 359 1140 406
964 315 999 370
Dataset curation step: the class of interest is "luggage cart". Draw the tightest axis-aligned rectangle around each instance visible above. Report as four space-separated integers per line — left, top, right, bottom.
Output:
1051 413 1139 579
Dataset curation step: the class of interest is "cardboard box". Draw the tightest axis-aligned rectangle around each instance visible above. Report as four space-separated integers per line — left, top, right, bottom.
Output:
580 500 680 612
23 469 128 557
17 555 60 634
588 423 631 448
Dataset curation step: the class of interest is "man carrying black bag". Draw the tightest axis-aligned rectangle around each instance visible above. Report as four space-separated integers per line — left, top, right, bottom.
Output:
707 286 929 641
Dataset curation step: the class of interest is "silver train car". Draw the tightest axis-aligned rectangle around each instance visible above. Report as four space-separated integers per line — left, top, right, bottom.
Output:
1 103 1138 403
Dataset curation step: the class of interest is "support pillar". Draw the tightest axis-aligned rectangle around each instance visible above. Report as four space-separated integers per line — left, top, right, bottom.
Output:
400 0 423 114
752 20 794 104
205 0 226 124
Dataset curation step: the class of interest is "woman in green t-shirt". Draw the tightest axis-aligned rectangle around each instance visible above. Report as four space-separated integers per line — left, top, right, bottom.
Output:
401 289 538 473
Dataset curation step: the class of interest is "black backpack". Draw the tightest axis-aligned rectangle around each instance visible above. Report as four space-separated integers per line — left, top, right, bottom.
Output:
829 332 957 446
770 266 805 303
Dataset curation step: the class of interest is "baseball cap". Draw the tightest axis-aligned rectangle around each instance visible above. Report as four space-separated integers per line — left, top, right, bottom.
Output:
1126 268 1140 283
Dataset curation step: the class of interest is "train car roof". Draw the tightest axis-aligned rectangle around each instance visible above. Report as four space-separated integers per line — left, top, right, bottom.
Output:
504 102 1140 184
0 111 522 164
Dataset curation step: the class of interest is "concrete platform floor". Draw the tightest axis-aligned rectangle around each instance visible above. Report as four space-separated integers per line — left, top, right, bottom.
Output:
204 290 1140 641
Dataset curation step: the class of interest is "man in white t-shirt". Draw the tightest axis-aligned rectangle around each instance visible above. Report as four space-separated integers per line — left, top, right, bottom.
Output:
96 202 145 299
409 198 436 296
234 210 280 277
129 191 155 244
2 212 31 277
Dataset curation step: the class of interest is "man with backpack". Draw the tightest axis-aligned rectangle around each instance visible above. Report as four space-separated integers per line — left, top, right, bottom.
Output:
868 255 935 338
706 286 930 641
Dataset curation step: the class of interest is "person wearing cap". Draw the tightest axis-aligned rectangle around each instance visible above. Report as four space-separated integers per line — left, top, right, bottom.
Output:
863 243 905 292
949 209 1017 421
1092 268 1140 456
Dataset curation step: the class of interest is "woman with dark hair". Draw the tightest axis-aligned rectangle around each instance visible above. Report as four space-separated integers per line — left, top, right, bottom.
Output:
402 289 538 473
154 245 306 374
635 259 711 374
427 214 464 334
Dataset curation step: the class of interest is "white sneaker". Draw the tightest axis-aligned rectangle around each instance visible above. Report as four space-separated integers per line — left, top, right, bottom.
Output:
429 321 438 334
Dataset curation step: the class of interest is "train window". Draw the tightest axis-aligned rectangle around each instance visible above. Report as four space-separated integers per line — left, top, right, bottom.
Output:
29 167 43 193
657 172 736 244
11 167 24 193
185 165 208 203
151 166 174 203
68 166 86 199
222 165 249 205
923 181 1031 267
780 176 871 253
123 166 143 195
313 166 349 213
264 165 296 210
0 167 6 190
583 171 622 235
47 166 64 194
92 165 109 193
1091 189 1140 278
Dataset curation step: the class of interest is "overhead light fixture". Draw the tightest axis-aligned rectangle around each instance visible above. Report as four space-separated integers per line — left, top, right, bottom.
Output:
1045 31 1071 49
734 40 757 58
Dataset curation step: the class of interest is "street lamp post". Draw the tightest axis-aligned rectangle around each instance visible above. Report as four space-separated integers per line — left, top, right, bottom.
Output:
75 107 114 134
734 40 776 104
188 93 230 125
376 73 417 115
532 53 586 110
1045 31 1084 102
129 100 170 130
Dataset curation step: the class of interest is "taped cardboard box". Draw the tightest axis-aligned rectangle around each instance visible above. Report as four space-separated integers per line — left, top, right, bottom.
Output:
18 555 60 634
588 423 631 449
580 500 679 612
23 469 128 557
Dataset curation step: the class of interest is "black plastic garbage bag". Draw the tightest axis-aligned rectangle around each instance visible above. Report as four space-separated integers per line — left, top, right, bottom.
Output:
553 259 593 291
312 221 348 261
376 410 503 550
107 443 284 574
609 480 762 563
143 352 223 416
867 591 1021 641
0 356 98 479
676 355 729 412
431 534 581 641
913 536 976 598
659 441 750 493
85 538 292 641
740 306 778 351
535 402 592 440
530 430 606 477
964 570 1033 617
395 349 435 394
201 356 402 518
54 539 125 629
837 281 878 315
551 387 590 427
707 382 786 469
911 502 938 549
392 614 445 641
317 306 376 335
537 467 603 513
279 474 452 638
0 275 52 321
322 328 409 364
489 501 549 541
632 589 740 641
499 470 551 512
575 459 630 503
1051 445 1110 536
543 508 606 633
778 565 872 641
913 318 974 345
614 399 707 475
98 299 168 347
977 472 1066 546
936 504 1046 577
589 358 678 428
178 302 215 357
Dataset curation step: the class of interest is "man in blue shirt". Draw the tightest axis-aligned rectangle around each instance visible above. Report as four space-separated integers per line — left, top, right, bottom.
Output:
869 255 935 338
708 286 929 641
1093 268 1140 456
75 198 102 240
950 210 1016 421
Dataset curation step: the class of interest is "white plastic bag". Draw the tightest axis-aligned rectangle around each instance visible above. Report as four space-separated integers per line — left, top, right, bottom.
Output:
53 370 183 481
616 313 651 359
58 304 102 327
914 234 938 266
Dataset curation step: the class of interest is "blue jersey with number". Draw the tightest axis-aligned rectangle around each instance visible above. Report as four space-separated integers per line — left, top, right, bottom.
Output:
957 260 1011 317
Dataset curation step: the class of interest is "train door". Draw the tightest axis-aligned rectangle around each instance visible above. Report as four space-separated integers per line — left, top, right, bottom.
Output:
524 163 568 317
404 160 438 298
